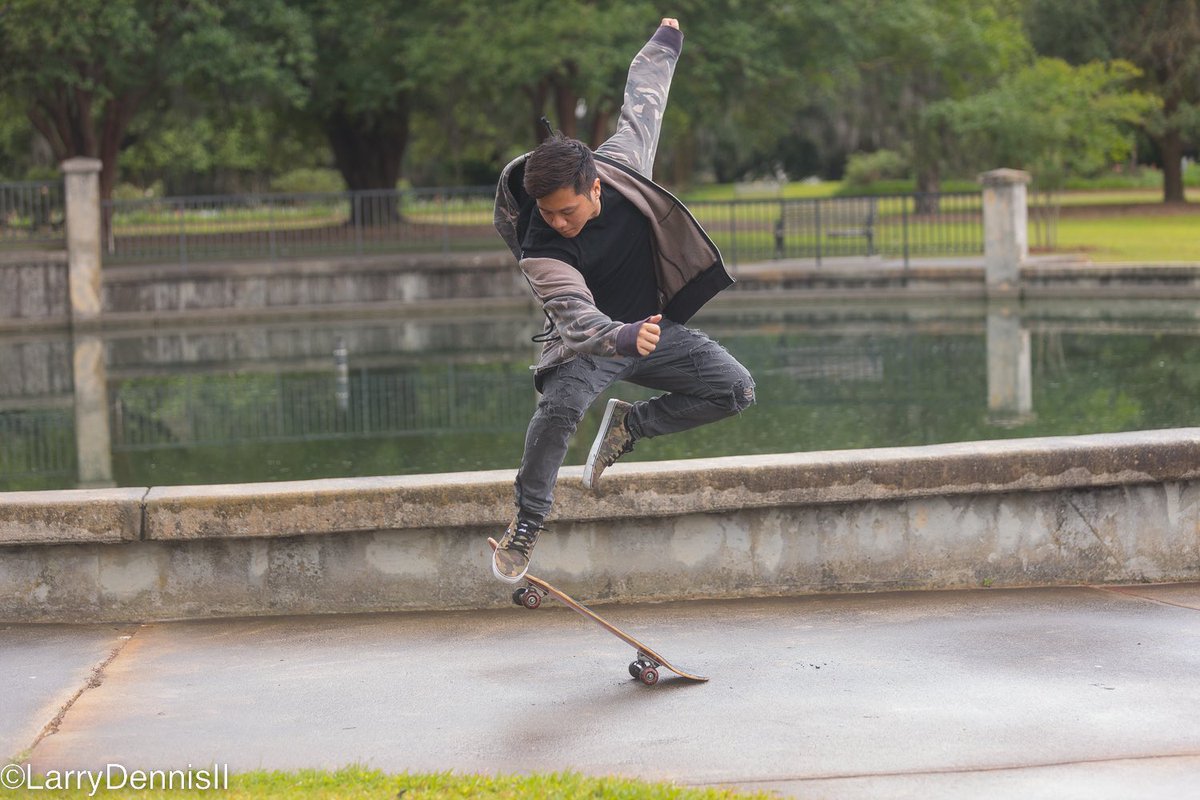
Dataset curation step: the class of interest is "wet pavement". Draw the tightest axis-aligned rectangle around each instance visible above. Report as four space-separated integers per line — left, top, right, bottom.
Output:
3 584 1199 799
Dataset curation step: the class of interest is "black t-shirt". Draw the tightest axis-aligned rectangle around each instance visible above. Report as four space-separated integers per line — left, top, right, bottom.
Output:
521 183 659 323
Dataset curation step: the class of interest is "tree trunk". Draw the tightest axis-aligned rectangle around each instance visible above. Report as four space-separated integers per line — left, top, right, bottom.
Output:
324 102 410 225
1158 127 1187 204
526 80 550 143
915 165 941 215
27 88 140 201
553 80 578 140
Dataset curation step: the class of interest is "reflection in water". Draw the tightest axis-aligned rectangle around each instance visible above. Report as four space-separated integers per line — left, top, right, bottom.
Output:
986 305 1034 427
2 300 1199 491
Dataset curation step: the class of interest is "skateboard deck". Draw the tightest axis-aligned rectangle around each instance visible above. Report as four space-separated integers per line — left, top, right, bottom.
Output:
488 537 708 685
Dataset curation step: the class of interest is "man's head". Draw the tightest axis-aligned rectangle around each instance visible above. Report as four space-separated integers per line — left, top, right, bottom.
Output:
523 133 601 238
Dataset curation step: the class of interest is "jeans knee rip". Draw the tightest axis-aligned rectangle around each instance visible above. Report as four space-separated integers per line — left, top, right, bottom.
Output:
731 381 756 414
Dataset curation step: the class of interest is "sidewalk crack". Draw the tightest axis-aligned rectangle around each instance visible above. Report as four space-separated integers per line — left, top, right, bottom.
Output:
12 624 142 763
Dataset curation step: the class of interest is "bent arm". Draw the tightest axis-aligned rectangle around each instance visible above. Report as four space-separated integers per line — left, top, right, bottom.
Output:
523 257 652 357
594 20 684 179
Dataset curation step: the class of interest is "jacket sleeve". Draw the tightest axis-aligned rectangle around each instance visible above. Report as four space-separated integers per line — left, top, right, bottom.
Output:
594 25 683 180
522 257 644 357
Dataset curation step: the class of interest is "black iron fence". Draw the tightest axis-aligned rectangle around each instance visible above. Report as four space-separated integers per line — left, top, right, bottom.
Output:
102 187 496 265
100 186 983 267
688 193 983 266
0 180 65 246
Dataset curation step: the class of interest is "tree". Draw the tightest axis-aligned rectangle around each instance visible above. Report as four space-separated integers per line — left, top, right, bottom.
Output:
868 0 1030 201
297 0 433 201
660 0 831 184
448 0 658 151
1025 0 1200 203
0 0 313 199
928 58 1158 186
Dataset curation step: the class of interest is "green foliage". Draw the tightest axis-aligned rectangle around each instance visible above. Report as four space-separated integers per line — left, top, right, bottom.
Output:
0 0 1193 196
111 181 164 201
927 58 1158 187
0 0 315 194
270 168 347 195
1024 0 1200 201
843 150 911 188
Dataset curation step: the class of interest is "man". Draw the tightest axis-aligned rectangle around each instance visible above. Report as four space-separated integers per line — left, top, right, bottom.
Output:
491 17 754 583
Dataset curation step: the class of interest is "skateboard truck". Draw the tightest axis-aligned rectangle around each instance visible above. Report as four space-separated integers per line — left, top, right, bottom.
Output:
511 584 547 610
629 651 662 685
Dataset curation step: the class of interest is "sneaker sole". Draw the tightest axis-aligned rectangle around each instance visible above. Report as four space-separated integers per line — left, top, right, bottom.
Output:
583 398 623 489
491 552 526 584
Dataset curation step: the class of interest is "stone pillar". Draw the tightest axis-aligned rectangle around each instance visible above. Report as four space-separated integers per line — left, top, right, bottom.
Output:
978 168 1030 298
72 332 115 487
62 157 104 322
986 304 1035 427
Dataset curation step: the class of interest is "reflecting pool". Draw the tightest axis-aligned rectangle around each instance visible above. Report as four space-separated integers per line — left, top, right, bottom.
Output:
3 298 1199 491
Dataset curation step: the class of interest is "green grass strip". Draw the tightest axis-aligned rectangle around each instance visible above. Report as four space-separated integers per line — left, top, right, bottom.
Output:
0 767 771 799
1052 212 1200 262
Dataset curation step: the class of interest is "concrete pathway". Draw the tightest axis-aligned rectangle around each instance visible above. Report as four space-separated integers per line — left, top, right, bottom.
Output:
3 584 1199 799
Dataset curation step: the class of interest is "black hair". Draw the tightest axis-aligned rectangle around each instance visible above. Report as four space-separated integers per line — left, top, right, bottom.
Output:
523 133 598 200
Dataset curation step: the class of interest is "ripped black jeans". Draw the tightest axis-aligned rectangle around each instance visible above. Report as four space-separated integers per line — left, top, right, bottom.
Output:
515 320 755 524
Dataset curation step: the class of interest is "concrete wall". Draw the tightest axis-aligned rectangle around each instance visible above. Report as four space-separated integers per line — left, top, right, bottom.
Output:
0 252 70 329
79 254 1200 329
99 252 528 325
1 429 1198 623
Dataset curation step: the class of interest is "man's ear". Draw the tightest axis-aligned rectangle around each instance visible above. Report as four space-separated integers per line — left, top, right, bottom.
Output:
592 178 601 199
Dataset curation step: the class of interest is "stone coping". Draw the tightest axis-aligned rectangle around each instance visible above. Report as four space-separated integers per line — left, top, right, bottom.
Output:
3 428 1199 547
0 487 145 546
101 251 514 283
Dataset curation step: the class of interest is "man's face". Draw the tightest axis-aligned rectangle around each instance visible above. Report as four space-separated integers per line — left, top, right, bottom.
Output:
535 178 601 238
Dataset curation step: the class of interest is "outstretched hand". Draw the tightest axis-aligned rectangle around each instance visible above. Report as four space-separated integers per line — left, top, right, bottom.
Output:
661 17 679 29
637 314 663 356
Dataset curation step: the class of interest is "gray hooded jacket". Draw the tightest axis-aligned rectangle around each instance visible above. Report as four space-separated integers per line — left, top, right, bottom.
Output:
492 24 734 379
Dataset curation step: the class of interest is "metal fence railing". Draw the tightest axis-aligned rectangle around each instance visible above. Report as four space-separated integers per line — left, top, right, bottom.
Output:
689 192 983 268
110 366 532 450
0 409 76 483
102 187 497 265
0 180 65 246
100 186 983 268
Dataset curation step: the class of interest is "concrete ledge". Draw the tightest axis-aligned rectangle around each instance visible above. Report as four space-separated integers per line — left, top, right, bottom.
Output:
0 488 146 546
2 429 1199 622
141 429 1200 541
142 472 517 540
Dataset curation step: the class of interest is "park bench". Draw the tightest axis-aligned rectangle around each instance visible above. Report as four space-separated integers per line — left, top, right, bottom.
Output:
774 197 877 259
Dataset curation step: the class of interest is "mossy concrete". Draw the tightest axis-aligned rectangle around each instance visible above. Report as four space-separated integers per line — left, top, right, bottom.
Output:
2 429 1199 622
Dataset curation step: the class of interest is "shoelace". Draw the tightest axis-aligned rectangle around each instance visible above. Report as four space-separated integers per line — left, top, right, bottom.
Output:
601 439 634 467
507 522 540 556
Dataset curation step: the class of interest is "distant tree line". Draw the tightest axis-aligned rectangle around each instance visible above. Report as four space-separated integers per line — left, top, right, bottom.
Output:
0 0 1195 202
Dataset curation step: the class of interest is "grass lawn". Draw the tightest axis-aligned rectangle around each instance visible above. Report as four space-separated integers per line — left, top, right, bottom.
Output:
0 768 771 799
1052 211 1200 262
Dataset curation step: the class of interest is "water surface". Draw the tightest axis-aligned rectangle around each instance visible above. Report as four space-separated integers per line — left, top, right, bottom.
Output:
3 299 1198 491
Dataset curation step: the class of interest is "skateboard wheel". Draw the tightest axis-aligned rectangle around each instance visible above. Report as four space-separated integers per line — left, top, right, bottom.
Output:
638 664 660 686
511 587 527 607
629 661 643 679
520 588 542 610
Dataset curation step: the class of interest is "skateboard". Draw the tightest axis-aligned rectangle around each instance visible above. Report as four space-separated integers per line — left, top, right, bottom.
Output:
488 537 708 685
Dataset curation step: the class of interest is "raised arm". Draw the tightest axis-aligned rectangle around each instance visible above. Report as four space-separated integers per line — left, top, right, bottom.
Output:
594 18 684 179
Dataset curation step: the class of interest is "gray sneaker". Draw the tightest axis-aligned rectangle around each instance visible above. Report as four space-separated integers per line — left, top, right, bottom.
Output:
582 398 636 489
492 518 544 583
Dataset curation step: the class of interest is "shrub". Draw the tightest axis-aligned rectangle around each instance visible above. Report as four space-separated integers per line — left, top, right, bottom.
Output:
270 168 347 195
843 149 910 188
